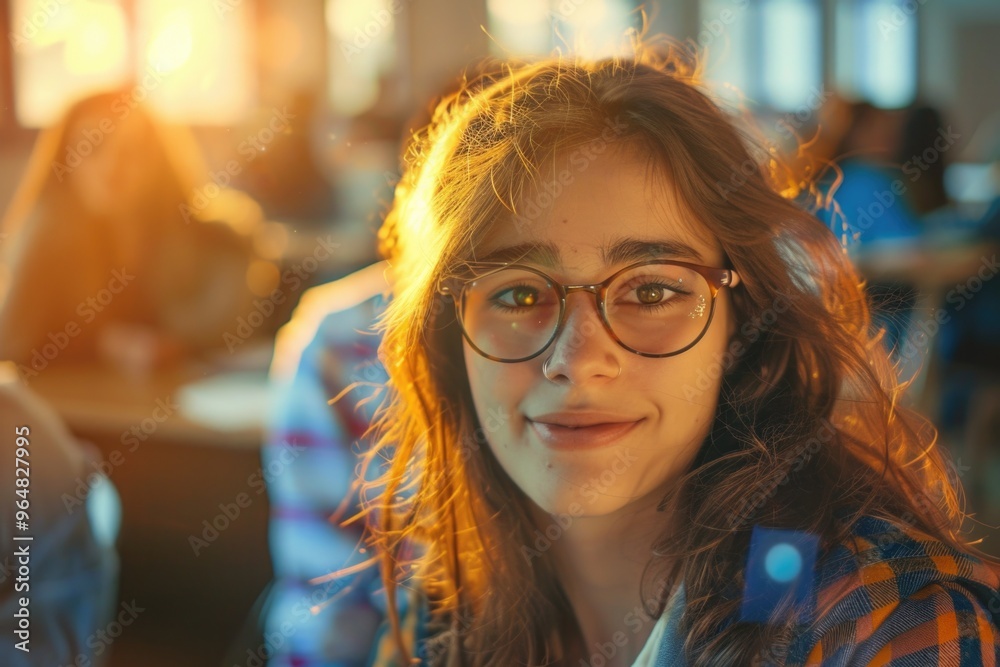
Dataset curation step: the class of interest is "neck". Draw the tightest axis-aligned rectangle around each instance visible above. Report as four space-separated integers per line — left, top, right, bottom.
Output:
541 493 673 666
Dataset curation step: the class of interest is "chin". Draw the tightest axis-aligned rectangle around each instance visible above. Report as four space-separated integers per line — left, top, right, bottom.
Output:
525 483 621 520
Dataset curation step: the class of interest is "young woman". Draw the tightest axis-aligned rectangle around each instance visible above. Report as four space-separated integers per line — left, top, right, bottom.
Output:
349 37 1000 666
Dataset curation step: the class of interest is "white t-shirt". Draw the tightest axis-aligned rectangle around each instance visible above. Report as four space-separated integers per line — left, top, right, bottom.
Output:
630 611 670 666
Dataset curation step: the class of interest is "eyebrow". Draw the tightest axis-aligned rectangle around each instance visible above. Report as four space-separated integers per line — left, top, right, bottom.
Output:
476 237 705 267
603 238 705 265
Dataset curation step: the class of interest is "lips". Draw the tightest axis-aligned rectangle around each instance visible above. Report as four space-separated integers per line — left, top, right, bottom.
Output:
527 412 642 450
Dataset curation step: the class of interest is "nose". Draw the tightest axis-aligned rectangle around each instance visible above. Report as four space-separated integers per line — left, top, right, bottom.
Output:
541 291 621 383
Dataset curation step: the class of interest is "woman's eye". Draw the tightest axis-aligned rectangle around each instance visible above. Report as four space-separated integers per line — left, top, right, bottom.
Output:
635 284 667 304
497 286 539 307
629 282 681 305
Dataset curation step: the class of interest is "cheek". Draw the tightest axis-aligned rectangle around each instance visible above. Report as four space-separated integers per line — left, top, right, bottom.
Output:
650 300 735 411
462 343 536 449
462 343 490 407
463 343 518 419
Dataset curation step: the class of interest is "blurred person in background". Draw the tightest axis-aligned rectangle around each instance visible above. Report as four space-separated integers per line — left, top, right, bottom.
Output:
0 362 120 667
896 105 956 226
0 90 268 377
815 99 923 358
895 104 984 239
250 74 438 667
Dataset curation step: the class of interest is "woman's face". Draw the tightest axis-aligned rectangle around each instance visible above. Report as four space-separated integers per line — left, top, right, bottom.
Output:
463 145 739 520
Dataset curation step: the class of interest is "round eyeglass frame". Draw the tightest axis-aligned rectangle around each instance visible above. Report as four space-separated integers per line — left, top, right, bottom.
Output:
437 259 740 363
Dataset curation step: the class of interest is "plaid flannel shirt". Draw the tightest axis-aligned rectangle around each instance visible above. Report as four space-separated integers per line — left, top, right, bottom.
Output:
265 262 391 667
368 515 1000 666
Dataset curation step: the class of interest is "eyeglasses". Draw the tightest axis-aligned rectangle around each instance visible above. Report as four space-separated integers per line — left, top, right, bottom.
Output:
438 260 739 362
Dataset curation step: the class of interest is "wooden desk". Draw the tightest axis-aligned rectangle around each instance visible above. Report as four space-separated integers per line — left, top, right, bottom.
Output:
28 364 262 449
28 363 273 667
855 241 997 292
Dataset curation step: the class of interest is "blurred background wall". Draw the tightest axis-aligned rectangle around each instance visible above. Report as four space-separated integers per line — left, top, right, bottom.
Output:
1 0 998 207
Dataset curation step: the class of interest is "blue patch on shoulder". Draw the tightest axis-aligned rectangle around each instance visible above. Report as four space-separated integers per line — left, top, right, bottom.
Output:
741 525 820 625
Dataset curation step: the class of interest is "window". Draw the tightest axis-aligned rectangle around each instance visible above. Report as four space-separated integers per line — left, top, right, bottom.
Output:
834 0 917 108
10 0 254 127
485 0 637 60
700 0 823 112
326 0 398 116
136 0 255 124
12 0 130 126
759 0 822 111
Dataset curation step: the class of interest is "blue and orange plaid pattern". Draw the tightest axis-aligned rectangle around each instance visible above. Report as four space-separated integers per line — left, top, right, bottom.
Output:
265 262 391 667
781 515 1000 666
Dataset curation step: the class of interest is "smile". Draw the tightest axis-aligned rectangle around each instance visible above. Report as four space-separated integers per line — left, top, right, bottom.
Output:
527 417 642 451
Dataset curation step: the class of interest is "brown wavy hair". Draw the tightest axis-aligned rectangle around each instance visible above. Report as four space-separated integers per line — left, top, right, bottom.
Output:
353 35 992 666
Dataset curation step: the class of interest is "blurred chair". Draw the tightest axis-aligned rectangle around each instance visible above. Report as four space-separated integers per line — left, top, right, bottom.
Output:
934 199 1000 531
964 382 1000 534
0 363 121 667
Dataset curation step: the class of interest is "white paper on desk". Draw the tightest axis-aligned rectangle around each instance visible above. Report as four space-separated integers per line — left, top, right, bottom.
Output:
176 371 271 431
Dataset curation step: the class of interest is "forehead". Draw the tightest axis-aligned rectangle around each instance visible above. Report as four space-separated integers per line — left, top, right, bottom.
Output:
475 143 723 271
